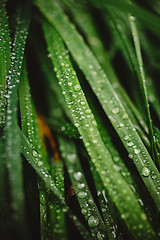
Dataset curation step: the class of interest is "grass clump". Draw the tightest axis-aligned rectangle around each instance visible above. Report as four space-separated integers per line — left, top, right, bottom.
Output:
0 0 160 239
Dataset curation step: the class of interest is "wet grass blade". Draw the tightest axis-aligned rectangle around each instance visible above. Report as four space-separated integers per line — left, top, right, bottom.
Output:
129 15 159 167
36 0 160 212
4 2 31 238
41 18 157 239
0 0 11 127
59 136 108 239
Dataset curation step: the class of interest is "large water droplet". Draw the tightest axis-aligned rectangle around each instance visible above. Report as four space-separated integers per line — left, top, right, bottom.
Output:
74 84 81 92
78 191 87 199
67 153 76 164
141 166 150 177
32 150 38 157
134 149 140 154
74 172 82 181
112 108 119 114
88 215 99 228
127 142 134 147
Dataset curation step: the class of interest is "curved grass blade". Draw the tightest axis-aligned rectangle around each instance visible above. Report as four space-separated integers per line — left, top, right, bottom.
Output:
129 15 159 168
0 0 11 127
18 127 93 240
59 135 108 240
41 18 157 240
4 2 31 238
35 0 160 212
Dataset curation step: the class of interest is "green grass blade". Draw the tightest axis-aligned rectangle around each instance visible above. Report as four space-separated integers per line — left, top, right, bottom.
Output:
41 18 157 239
0 0 11 127
36 0 160 212
4 3 31 238
129 15 159 167
59 136 108 239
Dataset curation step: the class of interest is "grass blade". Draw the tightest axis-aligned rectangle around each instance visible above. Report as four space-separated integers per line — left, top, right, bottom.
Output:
0 0 11 127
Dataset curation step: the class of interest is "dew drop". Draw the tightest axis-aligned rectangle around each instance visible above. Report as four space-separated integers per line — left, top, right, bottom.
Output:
74 84 81 92
91 119 97 127
124 135 129 140
112 108 119 114
141 166 150 177
127 142 134 147
38 161 43 167
102 208 107 213
81 101 85 106
74 172 82 181
32 149 38 157
74 123 79 128
67 153 76 164
81 208 88 215
134 149 140 154
78 191 87 199
88 215 99 228
68 82 72 86
88 199 94 205
77 183 85 189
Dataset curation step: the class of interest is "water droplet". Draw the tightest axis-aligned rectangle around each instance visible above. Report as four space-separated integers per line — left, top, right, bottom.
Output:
141 166 150 177
32 150 38 157
127 142 134 147
124 135 129 140
67 153 76 164
112 108 119 114
68 82 72 86
123 113 128 119
77 183 85 189
78 191 87 199
128 154 133 159
74 122 79 128
38 161 43 167
62 91 66 95
74 172 82 181
88 215 99 228
102 208 107 213
91 119 97 126
88 199 94 205
81 101 85 106
81 208 88 215
74 84 81 92
134 149 140 154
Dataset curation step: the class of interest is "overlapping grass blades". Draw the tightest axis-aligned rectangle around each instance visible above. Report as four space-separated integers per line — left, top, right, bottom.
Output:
36 0 160 212
41 17 157 239
19 61 90 239
0 0 160 239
